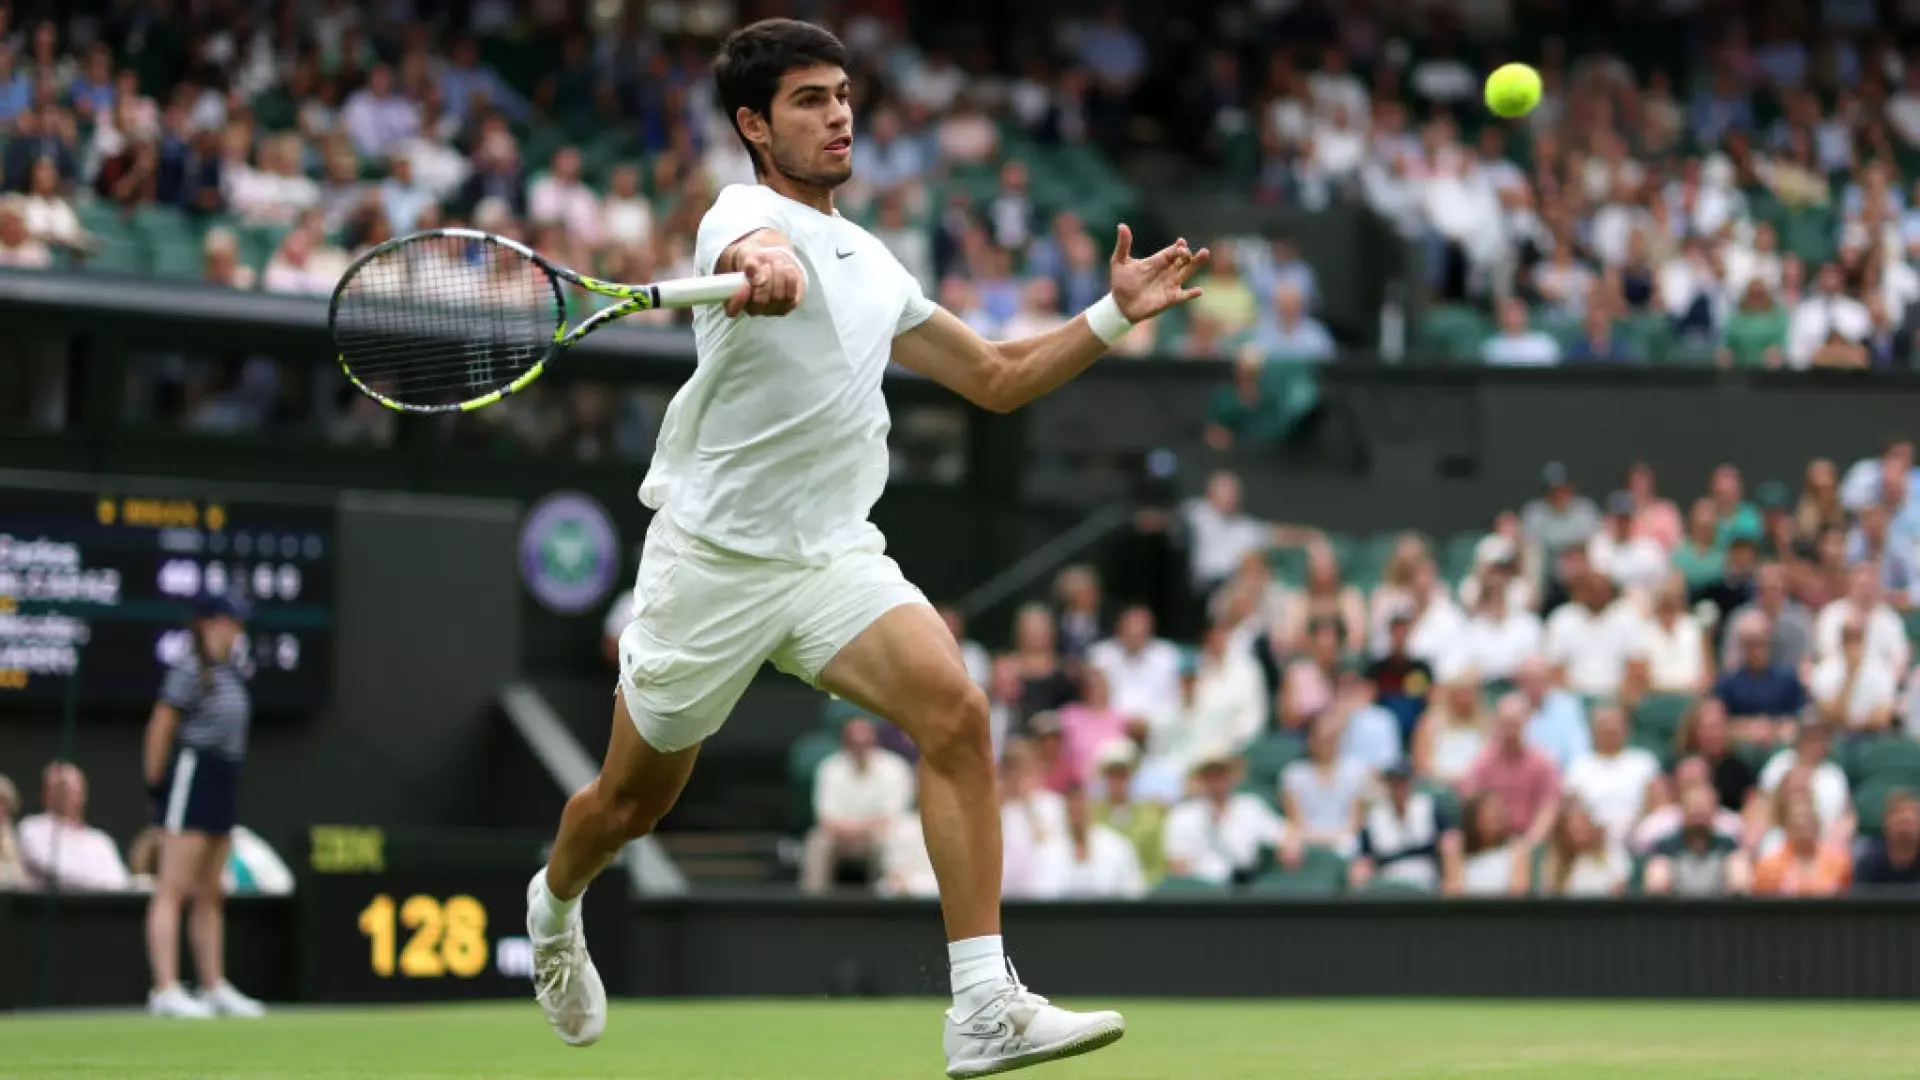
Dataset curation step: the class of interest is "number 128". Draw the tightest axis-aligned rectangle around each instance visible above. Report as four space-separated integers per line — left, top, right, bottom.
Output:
357 894 489 978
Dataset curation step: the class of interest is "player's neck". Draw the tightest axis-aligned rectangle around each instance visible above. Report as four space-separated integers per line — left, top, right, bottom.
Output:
758 171 836 216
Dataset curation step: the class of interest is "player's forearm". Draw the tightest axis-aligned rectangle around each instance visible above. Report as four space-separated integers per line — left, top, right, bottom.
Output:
985 316 1112 412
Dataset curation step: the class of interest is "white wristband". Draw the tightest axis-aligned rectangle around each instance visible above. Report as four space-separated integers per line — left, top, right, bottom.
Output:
1083 293 1133 346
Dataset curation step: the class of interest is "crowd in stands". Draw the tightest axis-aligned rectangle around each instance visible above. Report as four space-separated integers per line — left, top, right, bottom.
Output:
796 438 1920 900
0 760 292 896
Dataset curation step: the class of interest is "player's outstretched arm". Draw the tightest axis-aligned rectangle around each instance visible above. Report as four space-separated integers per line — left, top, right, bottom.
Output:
892 225 1208 413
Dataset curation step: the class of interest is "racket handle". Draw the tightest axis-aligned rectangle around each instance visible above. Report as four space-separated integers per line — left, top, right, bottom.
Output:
653 272 748 308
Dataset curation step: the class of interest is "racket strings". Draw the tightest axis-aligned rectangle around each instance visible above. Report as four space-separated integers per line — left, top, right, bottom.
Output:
331 234 562 409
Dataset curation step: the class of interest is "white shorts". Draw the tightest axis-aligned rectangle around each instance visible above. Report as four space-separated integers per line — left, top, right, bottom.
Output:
616 514 927 752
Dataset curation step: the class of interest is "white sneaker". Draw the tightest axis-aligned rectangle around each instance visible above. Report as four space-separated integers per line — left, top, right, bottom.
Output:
199 981 266 1018
526 872 606 1047
148 984 216 1019
943 972 1125 1078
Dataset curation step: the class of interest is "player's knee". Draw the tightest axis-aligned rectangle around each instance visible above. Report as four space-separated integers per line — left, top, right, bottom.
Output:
914 682 993 776
602 790 667 841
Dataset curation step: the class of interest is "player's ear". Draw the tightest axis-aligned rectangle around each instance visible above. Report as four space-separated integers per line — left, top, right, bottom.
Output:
736 107 771 159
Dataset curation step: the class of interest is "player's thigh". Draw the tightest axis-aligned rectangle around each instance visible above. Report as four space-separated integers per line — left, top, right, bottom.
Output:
807 596 985 750
597 685 702 824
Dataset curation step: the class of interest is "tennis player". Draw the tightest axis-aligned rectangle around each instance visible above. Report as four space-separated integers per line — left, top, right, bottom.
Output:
143 593 266 1019
526 19 1208 1076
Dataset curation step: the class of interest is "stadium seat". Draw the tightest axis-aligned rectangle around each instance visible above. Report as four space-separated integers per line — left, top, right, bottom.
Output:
1846 737 1920 789
1247 846 1345 895
819 696 867 732
1440 531 1481 584
1633 693 1693 748
1352 877 1431 898
1240 733 1304 801
1152 875 1233 897
1415 304 1491 363
1900 608 1920 648
1855 777 1909 838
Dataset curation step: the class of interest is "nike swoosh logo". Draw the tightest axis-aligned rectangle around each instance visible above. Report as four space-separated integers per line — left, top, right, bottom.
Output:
965 1020 1013 1039
836 249 854 259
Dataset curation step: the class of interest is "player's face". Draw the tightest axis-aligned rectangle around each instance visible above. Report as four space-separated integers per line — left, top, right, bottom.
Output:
764 64 853 190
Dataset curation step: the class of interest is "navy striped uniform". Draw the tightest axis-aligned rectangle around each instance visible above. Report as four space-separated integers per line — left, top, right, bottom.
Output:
156 659 252 836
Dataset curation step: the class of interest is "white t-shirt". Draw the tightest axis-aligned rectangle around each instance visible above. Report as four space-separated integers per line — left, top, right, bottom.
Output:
1181 500 1270 587
1805 655 1900 729
812 748 915 825
1406 597 1469 667
1812 600 1910 672
1161 794 1287 885
645 184 935 563
1757 751 1852 827
1545 600 1649 696
1450 610 1544 682
1642 613 1707 693
1087 637 1184 725
1588 532 1670 594
1032 825 1148 899
1002 791 1072 898
1564 748 1661 842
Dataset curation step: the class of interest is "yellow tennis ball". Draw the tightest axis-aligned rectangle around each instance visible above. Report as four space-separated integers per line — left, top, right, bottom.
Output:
1484 63 1542 119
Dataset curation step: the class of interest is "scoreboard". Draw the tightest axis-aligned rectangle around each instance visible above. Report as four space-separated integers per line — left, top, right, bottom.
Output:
0 484 336 708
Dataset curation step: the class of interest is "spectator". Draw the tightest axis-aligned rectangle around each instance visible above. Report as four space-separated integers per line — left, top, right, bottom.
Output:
1252 283 1334 362
1642 574 1712 695
1521 463 1601 568
1752 796 1852 897
1087 604 1181 731
1279 541 1367 655
936 604 991 693
1365 612 1435 742
800 717 916 894
1454 791 1529 897
1185 239 1257 341
1039 783 1146 899
1630 756 1746 857
1718 562 1814 677
1565 305 1633 364
528 146 604 249
15 761 129 892
1847 503 1917 605
1707 465 1764 548
0 773 23 890
437 37 530 124
1539 798 1630 897
1678 697 1762 814
1589 491 1669 596
1277 617 1344 733
1813 564 1910 672
1564 701 1661 844
934 93 998 165
1176 470 1275 606
458 121 527 221
1460 693 1562 849
201 226 255 289
1203 353 1287 450
1625 462 1682 553
1544 566 1646 700
1349 763 1460 893
0 194 51 268
875 807 937 899
1695 537 1761 654
1786 263 1869 369
1756 724 1852 841
1005 602 1079 735
1149 624 1264 778
1720 277 1789 368
1055 668 1130 790
1000 738 1071 899
1411 661 1491 788
1480 296 1561 366
1280 715 1369 858
1854 789 1920 890
1712 610 1807 746
1027 711 1076 794
1642 781 1752 897
1050 564 1105 665
1840 438 1920 515
1797 459 1848 543
1512 656 1591 771
1451 560 1542 683
1333 668 1405 775
261 222 341 297
1089 740 1165 880
1161 746 1295 885
377 154 433 237
1002 277 1066 340
1671 498 1727 592
340 64 418 161
21 154 79 251
1807 616 1900 734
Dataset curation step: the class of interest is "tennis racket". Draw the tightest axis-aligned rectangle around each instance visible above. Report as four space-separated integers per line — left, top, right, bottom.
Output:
328 227 745 414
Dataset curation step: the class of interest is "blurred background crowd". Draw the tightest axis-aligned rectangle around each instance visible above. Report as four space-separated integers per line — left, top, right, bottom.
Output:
10 0 1920 903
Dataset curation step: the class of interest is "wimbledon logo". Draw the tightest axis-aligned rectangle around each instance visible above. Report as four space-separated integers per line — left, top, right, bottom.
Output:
518 491 618 614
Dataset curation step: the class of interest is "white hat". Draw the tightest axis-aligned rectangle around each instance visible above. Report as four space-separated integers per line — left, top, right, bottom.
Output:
1093 739 1138 772
1186 743 1239 777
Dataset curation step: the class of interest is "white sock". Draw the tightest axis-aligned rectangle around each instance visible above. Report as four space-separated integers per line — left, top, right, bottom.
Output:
948 935 1010 1013
530 868 582 938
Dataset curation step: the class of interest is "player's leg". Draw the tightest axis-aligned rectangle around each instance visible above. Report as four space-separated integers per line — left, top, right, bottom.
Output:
542 694 702 904
145 831 214 1018
794 564 1124 1078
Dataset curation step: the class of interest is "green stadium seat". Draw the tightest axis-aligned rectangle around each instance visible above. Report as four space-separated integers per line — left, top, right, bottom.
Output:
1441 531 1481 585
1633 693 1693 748
1247 846 1346 896
1240 733 1303 801
1152 875 1233 897
1416 304 1491 363
1855 777 1911 838
820 696 867 732
1352 877 1431 898
1900 608 1920 648
1846 738 1920 789
147 238 202 280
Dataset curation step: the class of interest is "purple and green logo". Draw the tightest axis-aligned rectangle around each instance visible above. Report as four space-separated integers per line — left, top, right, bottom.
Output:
519 491 617 614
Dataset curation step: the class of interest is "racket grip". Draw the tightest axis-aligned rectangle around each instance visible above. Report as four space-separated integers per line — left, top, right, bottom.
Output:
653 273 748 308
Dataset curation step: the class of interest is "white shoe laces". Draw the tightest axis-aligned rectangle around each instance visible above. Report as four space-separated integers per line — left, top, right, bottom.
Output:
533 934 582 1006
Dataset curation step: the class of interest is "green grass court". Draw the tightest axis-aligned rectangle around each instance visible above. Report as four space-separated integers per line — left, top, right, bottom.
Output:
3 999 1918 1079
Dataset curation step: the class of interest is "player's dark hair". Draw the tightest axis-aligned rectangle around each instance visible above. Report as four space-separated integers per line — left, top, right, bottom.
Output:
713 18 848 175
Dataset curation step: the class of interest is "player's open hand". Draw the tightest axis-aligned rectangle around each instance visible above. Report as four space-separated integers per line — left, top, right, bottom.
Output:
1108 224 1209 324
727 245 807 318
